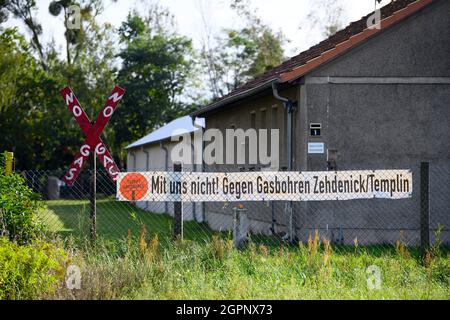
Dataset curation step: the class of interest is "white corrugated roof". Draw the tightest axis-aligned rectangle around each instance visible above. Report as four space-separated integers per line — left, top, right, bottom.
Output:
125 115 204 149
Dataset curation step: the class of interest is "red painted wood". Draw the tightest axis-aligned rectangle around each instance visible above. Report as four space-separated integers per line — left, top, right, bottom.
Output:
60 86 125 186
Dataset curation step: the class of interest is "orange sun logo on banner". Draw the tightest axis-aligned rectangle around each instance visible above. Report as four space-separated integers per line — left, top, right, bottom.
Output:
119 173 149 201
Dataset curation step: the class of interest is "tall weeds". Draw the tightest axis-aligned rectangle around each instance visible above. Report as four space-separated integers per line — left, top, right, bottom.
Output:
44 229 448 300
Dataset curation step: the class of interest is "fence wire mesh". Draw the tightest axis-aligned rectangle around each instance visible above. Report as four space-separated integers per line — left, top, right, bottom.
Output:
19 164 450 250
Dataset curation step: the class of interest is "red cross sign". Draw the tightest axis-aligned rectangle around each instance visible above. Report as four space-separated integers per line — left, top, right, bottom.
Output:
60 86 125 186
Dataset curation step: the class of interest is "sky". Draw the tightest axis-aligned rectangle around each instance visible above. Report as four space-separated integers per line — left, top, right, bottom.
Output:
5 0 392 58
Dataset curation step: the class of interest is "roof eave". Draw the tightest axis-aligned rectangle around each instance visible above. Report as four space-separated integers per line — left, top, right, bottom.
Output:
192 79 279 117
125 136 170 150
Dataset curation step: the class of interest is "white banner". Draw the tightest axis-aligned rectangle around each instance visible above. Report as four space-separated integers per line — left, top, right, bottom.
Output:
116 170 412 202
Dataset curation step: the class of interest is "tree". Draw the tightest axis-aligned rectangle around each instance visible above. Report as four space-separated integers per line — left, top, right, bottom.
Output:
0 28 82 170
113 9 197 162
48 0 108 68
47 0 118 110
0 0 48 70
304 0 346 38
0 1 198 169
229 0 285 77
0 28 26 113
199 0 286 98
196 0 223 99
0 0 8 23
0 1 119 170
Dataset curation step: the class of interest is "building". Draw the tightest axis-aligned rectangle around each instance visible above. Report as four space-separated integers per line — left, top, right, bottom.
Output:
192 0 450 244
126 115 205 221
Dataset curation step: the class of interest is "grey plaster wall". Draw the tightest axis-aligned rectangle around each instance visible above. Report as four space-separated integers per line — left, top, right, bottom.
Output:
310 0 450 78
297 0 450 245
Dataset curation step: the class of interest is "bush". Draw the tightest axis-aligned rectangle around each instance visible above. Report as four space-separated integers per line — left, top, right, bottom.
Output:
0 152 43 244
0 237 67 299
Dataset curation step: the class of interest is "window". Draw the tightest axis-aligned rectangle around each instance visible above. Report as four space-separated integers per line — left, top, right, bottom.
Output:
271 106 278 129
260 108 267 129
250 111 256 128
310 123 322 137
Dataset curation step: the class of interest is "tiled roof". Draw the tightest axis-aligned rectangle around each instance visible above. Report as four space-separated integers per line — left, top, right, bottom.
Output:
196 0 434 114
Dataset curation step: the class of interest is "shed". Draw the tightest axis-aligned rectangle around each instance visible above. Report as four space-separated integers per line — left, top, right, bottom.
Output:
125 115 205 221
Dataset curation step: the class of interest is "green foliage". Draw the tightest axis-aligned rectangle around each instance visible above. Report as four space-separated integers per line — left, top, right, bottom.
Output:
118 13 146 42
0 6 118 170
221 26 285 88
201 0 286 97
0 28 29 114
0 0 48 70
229 0 285 77
0 160 44 243
114 12 197 153
0 28 81 170
0 237 67 299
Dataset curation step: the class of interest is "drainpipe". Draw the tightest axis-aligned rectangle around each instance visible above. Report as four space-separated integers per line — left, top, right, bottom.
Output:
160 142 169 214
272 82 296 170
143 148 150 210
272 81 297 243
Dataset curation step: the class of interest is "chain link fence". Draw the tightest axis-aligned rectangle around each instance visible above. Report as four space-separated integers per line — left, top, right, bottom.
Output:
19 163 449 250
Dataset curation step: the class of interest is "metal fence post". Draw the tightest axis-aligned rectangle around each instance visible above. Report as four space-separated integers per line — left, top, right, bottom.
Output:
420 162 430 254
233 206 248 248
173 163 183 240
90 153 97 241
232 207 238 247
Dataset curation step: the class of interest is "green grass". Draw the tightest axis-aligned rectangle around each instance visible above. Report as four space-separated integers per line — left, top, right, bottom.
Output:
49 234 449 300
38 199 449 300
39 199 218 244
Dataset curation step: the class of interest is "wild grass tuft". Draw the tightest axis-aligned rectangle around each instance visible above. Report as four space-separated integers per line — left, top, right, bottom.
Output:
42 231 449 300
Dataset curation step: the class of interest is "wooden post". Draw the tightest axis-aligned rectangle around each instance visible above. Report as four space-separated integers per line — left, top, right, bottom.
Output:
5 152 13 176
90 153 97 242
420 162 430 254
173 163 183 240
